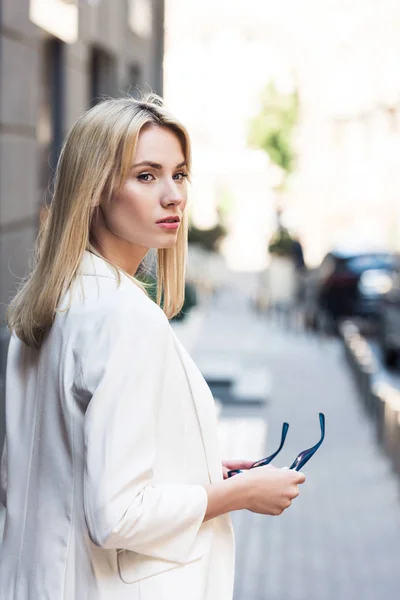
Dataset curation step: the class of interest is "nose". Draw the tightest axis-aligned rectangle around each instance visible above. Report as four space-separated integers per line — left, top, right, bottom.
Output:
160 180 184 209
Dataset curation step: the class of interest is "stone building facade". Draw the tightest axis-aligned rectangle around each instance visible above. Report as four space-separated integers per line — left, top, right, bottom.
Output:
0 0 165 443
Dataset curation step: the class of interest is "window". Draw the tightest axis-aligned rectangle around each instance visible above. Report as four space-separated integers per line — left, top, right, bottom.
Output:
38 38 65 201
90 47 117 107
126 63 142 98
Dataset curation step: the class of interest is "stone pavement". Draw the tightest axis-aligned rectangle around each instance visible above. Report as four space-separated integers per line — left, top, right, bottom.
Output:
173 275 400 600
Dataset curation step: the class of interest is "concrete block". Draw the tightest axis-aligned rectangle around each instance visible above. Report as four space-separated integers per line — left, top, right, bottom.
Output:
2 0 38 39
0 36 39 128
65 39 89 65
78 1 97 45
196 355 238 386
232 367 271 403
97 0 123 55
65 64 89 132
0 135 39 227
82 0 123 55
128 37 153 91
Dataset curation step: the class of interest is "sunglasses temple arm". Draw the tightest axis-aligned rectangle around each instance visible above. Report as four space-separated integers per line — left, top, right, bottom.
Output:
251 422 289 468
289 413 326 471
228 422 289 477
289 447 317 471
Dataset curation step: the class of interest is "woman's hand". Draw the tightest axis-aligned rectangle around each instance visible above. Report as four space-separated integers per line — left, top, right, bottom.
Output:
235 464 306 516
222 459 255 479
204 463 306 521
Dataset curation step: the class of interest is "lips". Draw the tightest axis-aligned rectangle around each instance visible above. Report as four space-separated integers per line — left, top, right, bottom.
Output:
156 216 181 224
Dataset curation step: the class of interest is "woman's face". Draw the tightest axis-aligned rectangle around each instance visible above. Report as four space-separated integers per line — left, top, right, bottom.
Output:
100 124 188 252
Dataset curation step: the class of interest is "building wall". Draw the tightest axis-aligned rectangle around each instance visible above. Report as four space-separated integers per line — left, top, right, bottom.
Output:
0 0 164 445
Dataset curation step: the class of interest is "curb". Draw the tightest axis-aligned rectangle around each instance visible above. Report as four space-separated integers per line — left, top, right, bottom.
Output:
340 320 400 479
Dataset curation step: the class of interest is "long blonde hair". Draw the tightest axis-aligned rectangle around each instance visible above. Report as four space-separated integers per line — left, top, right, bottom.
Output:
7 95 191 349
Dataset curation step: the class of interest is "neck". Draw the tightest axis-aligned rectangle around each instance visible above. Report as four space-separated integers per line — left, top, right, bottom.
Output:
90 208 148 276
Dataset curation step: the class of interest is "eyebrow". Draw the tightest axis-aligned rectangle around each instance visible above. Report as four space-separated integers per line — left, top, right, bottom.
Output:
132 160 187 170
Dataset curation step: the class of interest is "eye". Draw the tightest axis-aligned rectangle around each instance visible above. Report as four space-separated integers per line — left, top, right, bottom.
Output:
173 172 189 182
137 172 155 182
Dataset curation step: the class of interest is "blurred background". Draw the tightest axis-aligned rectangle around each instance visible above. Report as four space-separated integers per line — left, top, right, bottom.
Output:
1 0 400 598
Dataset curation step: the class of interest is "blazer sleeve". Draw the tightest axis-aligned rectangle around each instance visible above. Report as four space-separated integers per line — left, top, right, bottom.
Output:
0 439 7 509
79 301 208 563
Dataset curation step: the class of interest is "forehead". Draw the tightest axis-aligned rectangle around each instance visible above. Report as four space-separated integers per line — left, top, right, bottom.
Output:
134 125 184 163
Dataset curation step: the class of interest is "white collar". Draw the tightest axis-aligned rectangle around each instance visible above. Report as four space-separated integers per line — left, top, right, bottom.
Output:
78 250 122 279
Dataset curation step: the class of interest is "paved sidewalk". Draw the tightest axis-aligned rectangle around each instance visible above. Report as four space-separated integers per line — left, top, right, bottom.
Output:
174 278 400 600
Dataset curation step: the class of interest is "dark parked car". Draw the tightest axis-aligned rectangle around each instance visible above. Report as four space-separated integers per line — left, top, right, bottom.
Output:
378 260 400 366
304 249 396 331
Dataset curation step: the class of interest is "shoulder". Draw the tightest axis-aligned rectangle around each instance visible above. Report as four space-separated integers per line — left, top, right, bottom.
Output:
76 270 166 316
99 281 169 338
58 274 171 349
75 281 174 393
66 278 172 390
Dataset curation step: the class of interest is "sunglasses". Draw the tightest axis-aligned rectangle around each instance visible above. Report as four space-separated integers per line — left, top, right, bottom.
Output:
227 412 325 477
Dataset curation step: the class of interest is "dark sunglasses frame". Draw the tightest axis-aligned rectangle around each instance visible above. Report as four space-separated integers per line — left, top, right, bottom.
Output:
227 412 325 478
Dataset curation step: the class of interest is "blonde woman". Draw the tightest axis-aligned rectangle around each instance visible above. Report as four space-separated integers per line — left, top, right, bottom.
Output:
0 96 305 600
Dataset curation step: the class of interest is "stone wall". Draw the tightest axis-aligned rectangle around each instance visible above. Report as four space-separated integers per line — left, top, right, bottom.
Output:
0 0 165 448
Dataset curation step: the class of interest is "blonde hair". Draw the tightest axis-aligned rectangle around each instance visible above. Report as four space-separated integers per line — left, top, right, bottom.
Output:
7 95 191 349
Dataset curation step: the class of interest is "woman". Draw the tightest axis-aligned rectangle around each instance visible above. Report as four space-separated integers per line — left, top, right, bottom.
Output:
0 95 305 600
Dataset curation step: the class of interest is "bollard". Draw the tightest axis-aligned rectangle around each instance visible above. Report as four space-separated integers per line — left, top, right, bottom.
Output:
340 320 400 481
340 320 378 416
372 381 400 476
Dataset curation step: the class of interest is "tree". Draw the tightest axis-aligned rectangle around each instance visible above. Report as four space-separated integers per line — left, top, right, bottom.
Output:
267 225 294 258
249 81 299 182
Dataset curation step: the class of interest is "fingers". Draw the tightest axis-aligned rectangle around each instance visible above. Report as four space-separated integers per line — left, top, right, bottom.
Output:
233 459 257 470
294 471 306 484
223 459 259 471
290 485 300 499
241 459 258 470
279 466 306 484
283 468 306 483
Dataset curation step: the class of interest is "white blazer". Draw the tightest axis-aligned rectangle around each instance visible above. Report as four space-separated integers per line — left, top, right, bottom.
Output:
0 251 235 600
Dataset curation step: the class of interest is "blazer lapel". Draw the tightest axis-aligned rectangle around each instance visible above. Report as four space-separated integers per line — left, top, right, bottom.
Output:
172 333 223 484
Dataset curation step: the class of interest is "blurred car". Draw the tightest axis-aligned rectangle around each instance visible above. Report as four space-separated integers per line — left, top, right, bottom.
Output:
377 261 400 366
304 249 396 331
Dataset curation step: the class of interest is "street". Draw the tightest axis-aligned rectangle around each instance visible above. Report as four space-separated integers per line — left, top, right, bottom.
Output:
2 2 400 598
174 276 400 600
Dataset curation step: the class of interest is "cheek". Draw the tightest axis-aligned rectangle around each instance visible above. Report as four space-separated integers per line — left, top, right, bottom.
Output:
181 189 188 211
113 182 149 219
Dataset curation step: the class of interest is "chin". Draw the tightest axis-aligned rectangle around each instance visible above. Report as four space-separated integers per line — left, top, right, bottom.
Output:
156 234 179 249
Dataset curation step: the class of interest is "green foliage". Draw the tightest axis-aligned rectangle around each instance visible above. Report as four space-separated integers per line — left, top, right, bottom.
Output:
188 223 227 252
249 82 299 176
136 272 197 322
217 187 235 217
